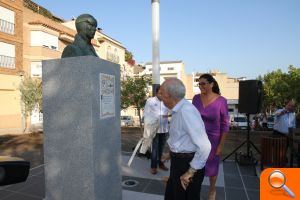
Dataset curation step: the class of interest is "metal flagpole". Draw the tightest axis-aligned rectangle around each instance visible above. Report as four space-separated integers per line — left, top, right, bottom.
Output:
152 0 160 96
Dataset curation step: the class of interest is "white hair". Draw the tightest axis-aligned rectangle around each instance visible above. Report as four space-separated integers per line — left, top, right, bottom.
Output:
162 78 185 100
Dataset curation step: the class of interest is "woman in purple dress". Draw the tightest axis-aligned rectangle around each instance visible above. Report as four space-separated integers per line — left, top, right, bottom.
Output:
192 74 229 200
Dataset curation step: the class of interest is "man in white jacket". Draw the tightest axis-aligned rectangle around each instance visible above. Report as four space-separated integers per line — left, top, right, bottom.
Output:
144 86 170 174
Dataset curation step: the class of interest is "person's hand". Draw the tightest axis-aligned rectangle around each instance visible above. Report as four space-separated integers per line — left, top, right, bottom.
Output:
180 171 194 190
161 152 170 162
281 109 288 115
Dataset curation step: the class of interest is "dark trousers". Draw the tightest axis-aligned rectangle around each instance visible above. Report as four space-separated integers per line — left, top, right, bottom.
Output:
165 154 205 200
151 133 167 168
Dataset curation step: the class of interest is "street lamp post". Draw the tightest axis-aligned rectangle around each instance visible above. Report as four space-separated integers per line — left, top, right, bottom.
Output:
152 0 160 96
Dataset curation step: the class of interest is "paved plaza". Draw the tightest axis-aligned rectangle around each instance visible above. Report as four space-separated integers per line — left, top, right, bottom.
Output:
0 154 259 200
0 130 260 200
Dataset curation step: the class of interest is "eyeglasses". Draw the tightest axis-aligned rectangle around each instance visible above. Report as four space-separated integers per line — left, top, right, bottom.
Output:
197 82 210 87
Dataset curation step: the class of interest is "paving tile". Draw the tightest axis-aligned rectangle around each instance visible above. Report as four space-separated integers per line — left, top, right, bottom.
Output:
143 179 165 195
122 176 152 194
0 189 15 199
29 165 44 176
4 175 40 192
242 175 259 190
238 165 257 176
201 185 225 200
225 187 248 200
247 189 259 200
16 176 45 198
224 174 244 189
2 192 41 200
122 190 163 200
222 161 239 175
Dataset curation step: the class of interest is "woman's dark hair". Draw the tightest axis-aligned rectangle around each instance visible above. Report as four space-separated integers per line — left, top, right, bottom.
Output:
199 73 220 95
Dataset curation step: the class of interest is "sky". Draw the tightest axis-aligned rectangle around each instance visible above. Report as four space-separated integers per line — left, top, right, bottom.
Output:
33 0 300 79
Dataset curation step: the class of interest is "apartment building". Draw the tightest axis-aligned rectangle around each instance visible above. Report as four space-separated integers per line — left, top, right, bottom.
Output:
0 0 23 133
142 60 185 84
134 66 240 121
0 0 133 133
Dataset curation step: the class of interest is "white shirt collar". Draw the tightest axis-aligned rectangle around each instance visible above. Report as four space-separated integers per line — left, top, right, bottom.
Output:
172 98 185 113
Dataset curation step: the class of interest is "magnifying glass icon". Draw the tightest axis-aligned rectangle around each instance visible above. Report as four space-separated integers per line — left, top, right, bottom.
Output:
268 170 295 198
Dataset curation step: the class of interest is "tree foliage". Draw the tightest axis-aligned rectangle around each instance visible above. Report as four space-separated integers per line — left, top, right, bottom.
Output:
121 75 152 127
19 76 42 116
261 65 300 112
125 50 135 66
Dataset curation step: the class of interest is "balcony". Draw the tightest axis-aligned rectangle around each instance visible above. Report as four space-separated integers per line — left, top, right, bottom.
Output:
0 55 15 69
0 19 15 35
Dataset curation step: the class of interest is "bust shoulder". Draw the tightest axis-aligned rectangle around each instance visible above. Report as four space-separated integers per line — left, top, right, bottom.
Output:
61 44 82 58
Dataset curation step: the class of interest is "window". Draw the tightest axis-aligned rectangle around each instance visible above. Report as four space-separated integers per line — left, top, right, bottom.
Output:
107 46 119 63
167 67 174 71
148 68 152 71
0 42 15 69
107 46 112 60
0 6 15 34
31 62 42 77
114 48 119 63
31 31 58 50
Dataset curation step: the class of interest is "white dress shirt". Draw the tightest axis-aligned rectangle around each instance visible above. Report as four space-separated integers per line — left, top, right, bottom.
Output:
144 96 170 133
274 108 296 134
167 99 211 170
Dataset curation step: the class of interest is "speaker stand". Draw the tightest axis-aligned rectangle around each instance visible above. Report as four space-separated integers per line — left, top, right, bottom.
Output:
223 114 260 165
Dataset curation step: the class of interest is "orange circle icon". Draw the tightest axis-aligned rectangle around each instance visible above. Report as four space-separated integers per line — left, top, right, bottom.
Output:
268 170 285 188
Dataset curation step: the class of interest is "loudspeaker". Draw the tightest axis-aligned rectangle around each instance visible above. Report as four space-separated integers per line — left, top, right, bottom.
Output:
0 157 30 186
238 80 263 114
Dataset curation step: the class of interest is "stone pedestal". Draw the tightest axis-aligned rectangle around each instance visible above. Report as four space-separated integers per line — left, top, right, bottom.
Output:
42 56 121 200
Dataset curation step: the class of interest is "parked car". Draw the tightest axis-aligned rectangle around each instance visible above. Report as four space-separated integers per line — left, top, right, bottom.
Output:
230 116 248 130
121 116 134 126
267 116 275 130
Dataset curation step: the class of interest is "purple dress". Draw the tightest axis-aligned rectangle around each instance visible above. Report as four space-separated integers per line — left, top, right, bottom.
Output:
192 94 229 176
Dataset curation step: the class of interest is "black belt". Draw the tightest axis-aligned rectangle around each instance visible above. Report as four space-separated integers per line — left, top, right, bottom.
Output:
170 151 195 158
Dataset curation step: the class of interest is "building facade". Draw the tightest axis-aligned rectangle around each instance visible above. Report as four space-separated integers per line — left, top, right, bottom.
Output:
0 0 23 133
142 60 185 84
0 0 133 133
132 66 241 125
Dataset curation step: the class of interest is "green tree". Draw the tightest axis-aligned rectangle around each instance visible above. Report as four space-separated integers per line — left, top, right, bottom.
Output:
121 75 152 127
125 50 135 66
261 65 300 112
19 76 42 132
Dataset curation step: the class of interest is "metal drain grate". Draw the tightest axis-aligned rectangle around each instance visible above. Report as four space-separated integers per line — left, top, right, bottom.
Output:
122 179 139 188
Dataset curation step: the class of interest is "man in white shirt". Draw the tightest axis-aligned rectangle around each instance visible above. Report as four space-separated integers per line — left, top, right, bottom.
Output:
144 86 170 174
274 100 296 135
160 78 211 200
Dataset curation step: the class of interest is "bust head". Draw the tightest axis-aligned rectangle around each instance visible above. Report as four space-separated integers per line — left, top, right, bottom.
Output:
75 14 97 41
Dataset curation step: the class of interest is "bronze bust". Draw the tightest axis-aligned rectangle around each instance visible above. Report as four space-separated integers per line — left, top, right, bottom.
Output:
61 14 99 58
